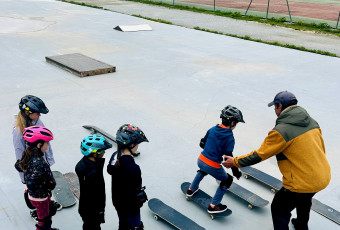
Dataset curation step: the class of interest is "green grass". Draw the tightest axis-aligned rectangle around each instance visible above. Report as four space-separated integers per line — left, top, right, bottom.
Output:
132 15 173 24
58 0 338 57
126 0 340 37
59 0 105 9
194 27 337 57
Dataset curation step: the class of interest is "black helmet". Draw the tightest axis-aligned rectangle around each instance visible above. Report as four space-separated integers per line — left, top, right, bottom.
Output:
220 105 245 123
19 95 49 114
116 124 148 148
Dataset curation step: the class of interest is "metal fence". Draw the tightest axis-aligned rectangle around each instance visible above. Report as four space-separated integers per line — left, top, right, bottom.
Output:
146 0 340 28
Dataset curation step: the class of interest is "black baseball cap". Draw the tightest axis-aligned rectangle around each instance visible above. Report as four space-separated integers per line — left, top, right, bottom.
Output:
268 91 298 107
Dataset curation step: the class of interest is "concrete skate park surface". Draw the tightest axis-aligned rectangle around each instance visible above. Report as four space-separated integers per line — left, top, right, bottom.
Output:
0 0 340 229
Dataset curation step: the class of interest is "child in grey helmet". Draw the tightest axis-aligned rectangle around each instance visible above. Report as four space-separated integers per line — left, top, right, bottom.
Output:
186 105 245 213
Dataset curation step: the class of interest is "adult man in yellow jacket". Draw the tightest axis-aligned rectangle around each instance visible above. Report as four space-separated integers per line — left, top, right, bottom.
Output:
223 91 331 230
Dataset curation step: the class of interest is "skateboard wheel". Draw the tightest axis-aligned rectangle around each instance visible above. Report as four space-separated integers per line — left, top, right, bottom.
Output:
153 215 159 221
210 214 215 220
271 189 276 193
244 175 249 179
185 196 190 201
248 204 253 209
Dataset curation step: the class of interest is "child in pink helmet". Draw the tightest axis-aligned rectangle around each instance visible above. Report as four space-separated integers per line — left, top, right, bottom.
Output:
15 126 59 230
13 95 59 220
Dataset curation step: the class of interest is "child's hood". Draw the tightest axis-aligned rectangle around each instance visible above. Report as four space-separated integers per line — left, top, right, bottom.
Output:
213 124 233 139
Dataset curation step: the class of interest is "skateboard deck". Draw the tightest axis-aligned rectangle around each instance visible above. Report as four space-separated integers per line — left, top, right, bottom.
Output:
148 198 205 230
181 182 232 220
241 167 340 225
52 171 77 208
83 125 117 143
63 172 80 199
311 198 340 225
240 166 283 193
83 125 140 156
216 180 269 208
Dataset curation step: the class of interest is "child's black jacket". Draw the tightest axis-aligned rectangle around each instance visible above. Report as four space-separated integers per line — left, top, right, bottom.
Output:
75 157 106 219
107 153 142 216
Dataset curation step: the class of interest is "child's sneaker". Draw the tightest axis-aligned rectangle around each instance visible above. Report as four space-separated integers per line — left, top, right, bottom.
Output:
207 204 228 213
30 210 38 223
186 188 198 197
291 218 305 230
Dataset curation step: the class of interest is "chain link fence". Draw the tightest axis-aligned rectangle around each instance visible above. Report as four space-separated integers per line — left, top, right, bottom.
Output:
144 0 340 28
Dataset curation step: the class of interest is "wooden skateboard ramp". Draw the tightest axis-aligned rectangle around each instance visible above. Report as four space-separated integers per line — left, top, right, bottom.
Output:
46 53 116 77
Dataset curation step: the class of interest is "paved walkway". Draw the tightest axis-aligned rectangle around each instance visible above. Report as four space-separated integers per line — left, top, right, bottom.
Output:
70 0 340 57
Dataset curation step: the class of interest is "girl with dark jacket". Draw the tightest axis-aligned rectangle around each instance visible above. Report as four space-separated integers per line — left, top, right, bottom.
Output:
15 126 58 230
107 124 149 230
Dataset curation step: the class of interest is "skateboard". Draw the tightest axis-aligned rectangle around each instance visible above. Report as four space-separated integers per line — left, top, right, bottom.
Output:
83 125 140 156
52 171 77 208
311 198 340 225
240 167 340 225
148 198 205 230
63 172 80 199
181 182 232 220
240 166 283 193
83 125 117 143
216 180 269 209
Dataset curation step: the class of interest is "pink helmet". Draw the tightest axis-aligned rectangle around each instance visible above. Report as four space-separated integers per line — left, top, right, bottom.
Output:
23 126 54 143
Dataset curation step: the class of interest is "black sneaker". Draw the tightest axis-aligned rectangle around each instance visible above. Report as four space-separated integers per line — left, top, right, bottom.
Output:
291 218 305 230
55 202 62 211
186 188 198 197
30 210 38 223
207 204 228 213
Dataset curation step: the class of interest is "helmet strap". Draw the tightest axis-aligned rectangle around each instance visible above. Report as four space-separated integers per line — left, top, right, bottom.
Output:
21 110 32 128
230 121 237 128
128 144 140 157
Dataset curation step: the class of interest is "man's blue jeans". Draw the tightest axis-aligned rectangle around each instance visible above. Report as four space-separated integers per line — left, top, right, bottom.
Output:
189 159 229 205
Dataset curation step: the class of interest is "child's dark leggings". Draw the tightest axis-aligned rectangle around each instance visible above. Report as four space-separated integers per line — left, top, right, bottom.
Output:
82 219 101 230
30 196 52 230
118 212 142 230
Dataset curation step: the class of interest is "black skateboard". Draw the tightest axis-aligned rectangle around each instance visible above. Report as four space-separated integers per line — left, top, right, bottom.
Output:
148 198 205 230
83 125 117 143
181 182 232 220
240 166 340 225
240 166 283 193
311 198 340 225
216 180 269 209
63 172 80 199
52 171 77 208
83 125 141 156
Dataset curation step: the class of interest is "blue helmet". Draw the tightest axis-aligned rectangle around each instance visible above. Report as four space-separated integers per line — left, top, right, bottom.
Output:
116 124 148 148
80 135 112 156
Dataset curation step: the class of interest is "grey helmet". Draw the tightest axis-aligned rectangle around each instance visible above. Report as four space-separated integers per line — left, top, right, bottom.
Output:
19 95 49 114
220 105 245 123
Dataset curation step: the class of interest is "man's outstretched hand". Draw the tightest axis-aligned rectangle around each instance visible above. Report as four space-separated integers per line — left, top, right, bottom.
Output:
222 155 234 168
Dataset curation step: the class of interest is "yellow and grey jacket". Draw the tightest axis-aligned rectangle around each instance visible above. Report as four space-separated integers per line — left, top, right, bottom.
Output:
233 105 331 193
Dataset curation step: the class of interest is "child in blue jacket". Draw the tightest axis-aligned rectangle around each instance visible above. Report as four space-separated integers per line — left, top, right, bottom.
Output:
186 105 245 213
